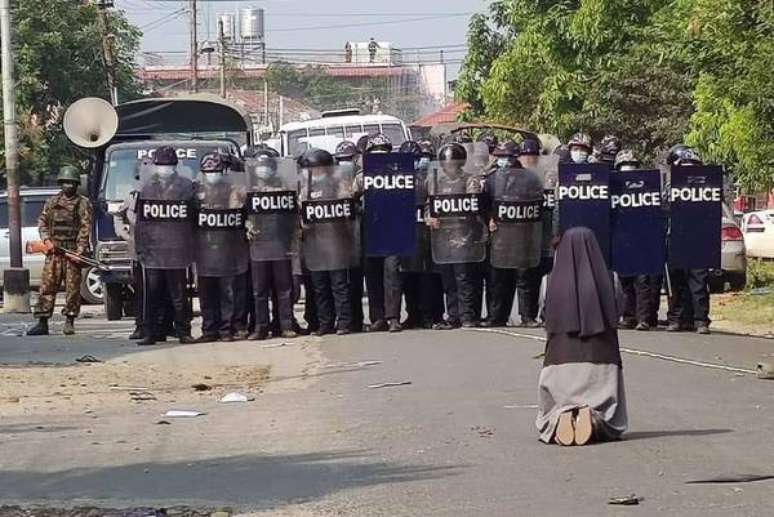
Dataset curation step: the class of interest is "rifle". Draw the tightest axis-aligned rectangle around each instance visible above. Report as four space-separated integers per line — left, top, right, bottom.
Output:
25 240 109 272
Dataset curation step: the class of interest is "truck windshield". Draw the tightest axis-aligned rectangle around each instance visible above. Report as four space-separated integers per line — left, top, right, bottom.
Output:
102 144 231 201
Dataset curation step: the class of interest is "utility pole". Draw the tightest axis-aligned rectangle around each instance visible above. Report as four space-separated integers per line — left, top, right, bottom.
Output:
218 19 226 98
1 0 30 312
96 0 117 105
190 0 198 92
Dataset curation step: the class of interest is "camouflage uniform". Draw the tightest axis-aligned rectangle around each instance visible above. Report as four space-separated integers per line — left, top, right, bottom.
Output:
33 193 93 318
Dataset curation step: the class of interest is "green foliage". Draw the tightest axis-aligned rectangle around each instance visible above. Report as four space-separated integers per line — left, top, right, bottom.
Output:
0 0 140 185
746 260 774 289
459 0 774 189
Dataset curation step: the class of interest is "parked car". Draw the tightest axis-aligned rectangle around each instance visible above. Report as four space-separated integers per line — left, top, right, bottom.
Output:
0 187 103 304
709 203 747 292
741 209 774 259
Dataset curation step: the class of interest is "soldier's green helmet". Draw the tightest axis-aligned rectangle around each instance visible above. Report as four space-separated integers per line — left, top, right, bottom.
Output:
56 165 81 184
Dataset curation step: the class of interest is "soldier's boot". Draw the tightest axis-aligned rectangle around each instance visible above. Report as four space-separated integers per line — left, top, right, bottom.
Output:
26 317 50 336
63 317 75 336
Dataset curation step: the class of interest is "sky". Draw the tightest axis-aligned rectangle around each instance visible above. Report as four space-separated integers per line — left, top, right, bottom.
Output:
117 0 489 78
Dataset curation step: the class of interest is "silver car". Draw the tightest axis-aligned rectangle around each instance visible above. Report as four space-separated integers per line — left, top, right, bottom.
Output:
0 188 103 304
710 203 747 292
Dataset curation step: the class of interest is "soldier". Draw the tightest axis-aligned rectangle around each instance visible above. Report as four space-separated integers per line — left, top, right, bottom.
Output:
135 146 196 346
596 134 622 167
568 133 594 164
194 152 250 342
427 143 488 328
299 148 356 335
335 140 365 333
400 140 445 329
356 133 404 332
27 166 93 336
244 149 299 340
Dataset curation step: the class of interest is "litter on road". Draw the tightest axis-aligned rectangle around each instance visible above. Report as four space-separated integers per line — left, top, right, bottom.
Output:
220 392 253 403
608 494 642 505
321 360 383 369
368 381 412 389
756 362 774 379
164 410 206 418
192 383 213 391
686 474 774 484
75 354 102 363
503 404 539 409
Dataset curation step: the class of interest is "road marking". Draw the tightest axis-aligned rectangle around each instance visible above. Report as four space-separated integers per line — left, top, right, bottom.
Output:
467 328 758 375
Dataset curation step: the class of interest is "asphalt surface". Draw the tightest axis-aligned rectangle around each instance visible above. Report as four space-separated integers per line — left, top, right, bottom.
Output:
1 311 774 516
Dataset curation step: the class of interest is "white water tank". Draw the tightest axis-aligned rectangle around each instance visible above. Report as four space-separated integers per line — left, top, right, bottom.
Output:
218 13 236 41
239 8 264 41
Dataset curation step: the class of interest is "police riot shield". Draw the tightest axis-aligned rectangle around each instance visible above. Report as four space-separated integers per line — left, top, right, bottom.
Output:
135 164 195 269
610 169 666 276
194 171 249 277
245 158 299 262
428 162 488 264
363 152 416 257
490 167 544 269
558 162 611 264
668 164 723 269
463 142 491 177
400 165 433 272
537 155 559 259
300 164 358 272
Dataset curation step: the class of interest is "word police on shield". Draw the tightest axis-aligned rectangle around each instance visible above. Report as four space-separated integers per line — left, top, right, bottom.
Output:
247 191 297 213
139 199 190 221
363 153 417 257
430 193 483 218
197 208 244 230
302 198 356 224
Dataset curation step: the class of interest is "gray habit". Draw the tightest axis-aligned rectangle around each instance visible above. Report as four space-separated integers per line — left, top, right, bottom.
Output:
536 227 628 443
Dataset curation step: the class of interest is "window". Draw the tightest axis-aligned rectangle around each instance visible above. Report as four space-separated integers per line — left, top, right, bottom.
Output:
363 124 380 136
23 198 46 227
287 129 308 157
0 201 7 228
381 123 406 147
309 128 325 137
345 125 362 137
326 126 345 138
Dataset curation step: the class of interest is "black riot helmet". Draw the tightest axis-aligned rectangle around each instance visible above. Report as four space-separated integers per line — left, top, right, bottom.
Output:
299 148 335 169
153 146 178 166
438 142 467 162
614 150 640 171
667 144 703 166
479 133 499 154
492 140 519 157
335 140 359 161
253 149 278 171
599 134 622 162
366 133 393 154
519 138 541 156
418 140 436 158
399 140 423 157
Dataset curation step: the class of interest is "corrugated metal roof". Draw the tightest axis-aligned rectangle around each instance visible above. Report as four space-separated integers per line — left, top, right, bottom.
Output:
412 102 468 127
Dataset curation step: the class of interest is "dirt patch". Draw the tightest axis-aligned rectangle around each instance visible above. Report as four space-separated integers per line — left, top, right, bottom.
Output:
712 292 774 338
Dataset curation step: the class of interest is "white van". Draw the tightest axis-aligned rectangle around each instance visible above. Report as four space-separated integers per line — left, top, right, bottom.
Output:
278 110 411 157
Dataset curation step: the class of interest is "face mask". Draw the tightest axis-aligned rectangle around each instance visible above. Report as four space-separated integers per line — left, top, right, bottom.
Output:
61 183 77 197
570 149 589 164
496 158 511 169
156 165 176 178
255 166 275 179
203 172 224 184
417 157 430 170
619 164 638 172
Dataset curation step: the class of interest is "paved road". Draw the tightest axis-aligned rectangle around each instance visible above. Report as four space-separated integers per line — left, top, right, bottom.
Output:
1 313 773 516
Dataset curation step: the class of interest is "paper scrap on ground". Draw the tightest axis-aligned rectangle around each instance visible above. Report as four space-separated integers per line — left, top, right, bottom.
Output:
220 392 254 403
164 410 206 418
368 381 412 389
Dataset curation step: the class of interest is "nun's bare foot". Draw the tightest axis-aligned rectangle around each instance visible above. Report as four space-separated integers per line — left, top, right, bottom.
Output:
574 406 593 446
555 411 575 446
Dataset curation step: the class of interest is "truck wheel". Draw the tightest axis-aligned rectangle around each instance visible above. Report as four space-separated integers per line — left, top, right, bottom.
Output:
80 267 104 305
104 283 124 321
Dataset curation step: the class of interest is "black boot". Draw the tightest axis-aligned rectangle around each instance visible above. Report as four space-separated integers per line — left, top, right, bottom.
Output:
63 317 75 336
27 317 49 336
129 327 145 340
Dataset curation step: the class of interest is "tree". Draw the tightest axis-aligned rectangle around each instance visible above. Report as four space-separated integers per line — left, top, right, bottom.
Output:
0 0 140 185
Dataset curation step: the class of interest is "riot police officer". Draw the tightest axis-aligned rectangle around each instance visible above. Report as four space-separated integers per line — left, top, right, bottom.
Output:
299 148 356 335
356 133 403 332
399 140 445 329
516 137 556 326
666 145 712 334
135 146 195 345
335 140 365 333
193 152 249 342
244 149 298 340
568 133 594 164
427 143 487 328
27 166 93 336
597 134 622 167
